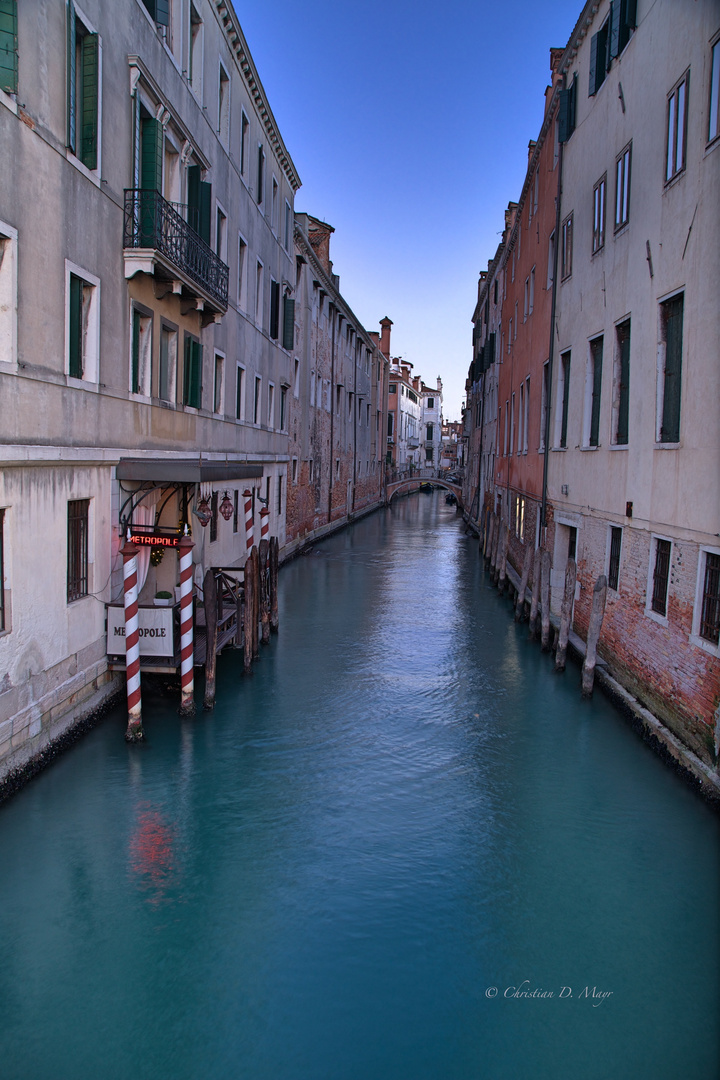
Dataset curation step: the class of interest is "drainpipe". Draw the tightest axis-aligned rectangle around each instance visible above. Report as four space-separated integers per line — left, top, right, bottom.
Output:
541 81 565 536
327 304 336 523
352 339 358 513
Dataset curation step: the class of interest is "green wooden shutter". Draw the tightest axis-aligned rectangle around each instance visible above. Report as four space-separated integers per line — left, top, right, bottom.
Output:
588 31 599 96
199 181 211 245
559 87 572 143
617 322 630 445
155 0 170 25
609 1 620 60
0 0 18 95
270 281 280 339
661 296 683 442
590 338 603 446
560 353 571 448
66 0 76 151
183 334 192 405
69 275 83 378
140 115 162 191
283 296 295 350
192 341 203 408
80 33 98 169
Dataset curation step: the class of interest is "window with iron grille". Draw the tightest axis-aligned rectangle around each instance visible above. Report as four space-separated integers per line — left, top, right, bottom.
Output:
700 552 720 644
658 293 683 443
608 526 622 591
67 499 89 602
651 538 671 616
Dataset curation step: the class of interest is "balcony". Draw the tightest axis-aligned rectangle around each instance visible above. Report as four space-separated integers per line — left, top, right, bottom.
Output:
123 189 229 316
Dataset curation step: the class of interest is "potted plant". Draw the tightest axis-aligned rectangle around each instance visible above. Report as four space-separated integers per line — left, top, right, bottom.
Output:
154 590 173 607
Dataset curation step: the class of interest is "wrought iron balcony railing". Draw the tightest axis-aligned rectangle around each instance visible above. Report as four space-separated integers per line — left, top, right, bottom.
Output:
123 189 229 311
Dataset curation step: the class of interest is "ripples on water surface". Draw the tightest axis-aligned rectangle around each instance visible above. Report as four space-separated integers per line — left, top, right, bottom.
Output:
0 494 718 1079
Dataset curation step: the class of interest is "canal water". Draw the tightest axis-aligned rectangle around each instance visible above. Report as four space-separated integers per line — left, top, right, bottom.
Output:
0 493 718 1079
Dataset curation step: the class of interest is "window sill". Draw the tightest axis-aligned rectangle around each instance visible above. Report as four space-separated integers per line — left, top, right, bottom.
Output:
551 446 567 452
66 152 101 188
608 443 629 451
580 445 600 451
614 223 629 238
644 607 669 629
66 376 100 393
0 87 17 116
689 633 720 658
663 169 686 191
654 441 681 450
591 245 605 257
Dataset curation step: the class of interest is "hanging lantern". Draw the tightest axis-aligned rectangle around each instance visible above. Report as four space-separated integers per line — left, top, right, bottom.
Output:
219 491 234 522
195 497 212 527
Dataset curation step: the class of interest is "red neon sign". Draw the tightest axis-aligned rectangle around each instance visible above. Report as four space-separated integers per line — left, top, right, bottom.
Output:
130 534 181 548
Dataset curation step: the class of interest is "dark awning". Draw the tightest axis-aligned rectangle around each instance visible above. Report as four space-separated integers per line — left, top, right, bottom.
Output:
116 458 264 483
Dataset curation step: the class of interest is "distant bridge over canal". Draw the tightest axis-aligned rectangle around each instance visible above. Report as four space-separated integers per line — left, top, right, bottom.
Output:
386 468 463 507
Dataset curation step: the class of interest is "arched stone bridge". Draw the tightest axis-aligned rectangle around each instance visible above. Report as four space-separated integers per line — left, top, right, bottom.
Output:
386 469 463 507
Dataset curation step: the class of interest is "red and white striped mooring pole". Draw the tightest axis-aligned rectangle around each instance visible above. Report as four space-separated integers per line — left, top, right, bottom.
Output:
178 528 195 715
260 506 270 542
121 535 143 742
244 489 254 552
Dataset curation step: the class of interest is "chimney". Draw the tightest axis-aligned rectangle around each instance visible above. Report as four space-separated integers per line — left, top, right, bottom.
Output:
306 215 335 275
379 316 393 358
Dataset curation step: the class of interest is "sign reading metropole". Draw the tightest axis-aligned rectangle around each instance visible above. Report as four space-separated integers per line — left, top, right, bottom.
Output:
107 606 175 657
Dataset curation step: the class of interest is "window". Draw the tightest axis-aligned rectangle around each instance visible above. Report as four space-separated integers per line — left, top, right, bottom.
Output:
269 279 280 340
271 176 278 232
666 72 688 182
427 397 434 409
233 490 239 533
0 221 17 366
592 175 606 253
276 474 283 516
253 375 261 424
540 360 550 451
523 277 530 321
218 63 230 144
514 496 525 541
291 458 297 484
529 267 535 316
284 199 292 250
237 235 247 308
567 526 577 562
615 144 631 230
67 499 89 602
280 386 287 430
267 382 274 428
0 507 5 631
558 350 571 448
240 110 249 175
131 305 152 395
523 376 530 453
561 213 573 279
588 17 610 97
189 3 202 96
586 336 603 447
650 537 672 617
66 263 99 382
658 293 683 443
558 74 577 142
215 205 227 261
426 423 434 441
389 383 397 394
235 363 244 420
547 229 555 288
508 317 513 350
613 319 630 445
709 39 720 144
697 550 720 646
256 144 265 205
213 352 224 414
255 260 263 326
293 358 300 398
0 0 17 94
66 4 99 170
510 392 516 455
183 334 202 408
608 526 622 591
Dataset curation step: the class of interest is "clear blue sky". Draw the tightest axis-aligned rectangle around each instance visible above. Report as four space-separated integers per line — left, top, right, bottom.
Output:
237 0 583 420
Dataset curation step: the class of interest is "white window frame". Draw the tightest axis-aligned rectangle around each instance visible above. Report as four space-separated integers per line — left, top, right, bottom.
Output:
267 381 275 428
130 302 153 398
293 357 300 398
255 259 264 327
0 220 18 369
240 109 249 177
217 60 230 145
271 174 279 233
237 232 247 309
67 3 103 183
614 143 632 231
65 259 100 385
213 349 225 415
592 174 606 253
253 374 262 426
691 545 720 656
235 361 245 421
189 3 203 101
665 70 689 183
708 37 720 146
284 198 292 251
158 321 178 403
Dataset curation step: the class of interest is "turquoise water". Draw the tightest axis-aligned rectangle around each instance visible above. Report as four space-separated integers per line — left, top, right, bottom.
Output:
0 493 718 1079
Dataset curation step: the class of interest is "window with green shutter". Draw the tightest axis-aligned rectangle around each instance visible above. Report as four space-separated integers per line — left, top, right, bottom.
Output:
614 319 630 445
66 3 99 169
69 274 84 378
560 351 571 448
141 0 169 26
0 0 18 95
660 294 683 443
282 296 295 351
269 280 280 340
183 335 202 409
589 336 603 446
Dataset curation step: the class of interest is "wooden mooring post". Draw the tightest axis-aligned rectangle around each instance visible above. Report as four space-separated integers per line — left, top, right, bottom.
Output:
490 514 500 580
555 558 577 672
203 568 218 710
497 524 509 593
249 545 260 660
259 538 270 645
528 547 541 639
540 549 552 651
515 543 533 622
243 557 254 675
484 512 495 563
582 575 608 697
270 536 279 633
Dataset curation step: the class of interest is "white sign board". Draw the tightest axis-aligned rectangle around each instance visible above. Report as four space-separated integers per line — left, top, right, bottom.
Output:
107 606 175 657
